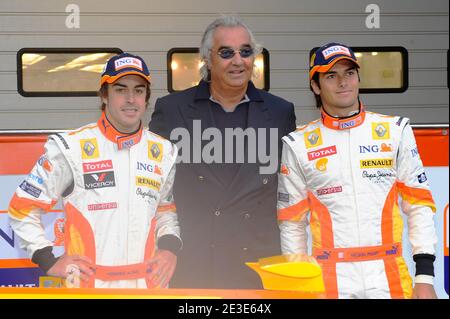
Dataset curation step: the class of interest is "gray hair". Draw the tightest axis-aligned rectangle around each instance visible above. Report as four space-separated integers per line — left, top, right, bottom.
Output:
199 15 262 81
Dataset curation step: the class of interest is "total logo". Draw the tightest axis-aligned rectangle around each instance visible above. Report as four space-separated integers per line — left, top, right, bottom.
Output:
308 145 337 161
82 160 113 173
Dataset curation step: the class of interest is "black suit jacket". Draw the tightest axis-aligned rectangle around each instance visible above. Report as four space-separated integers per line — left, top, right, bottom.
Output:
149 81 296 288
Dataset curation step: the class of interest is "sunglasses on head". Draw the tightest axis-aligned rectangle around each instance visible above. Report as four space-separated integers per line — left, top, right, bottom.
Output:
216 47 254 59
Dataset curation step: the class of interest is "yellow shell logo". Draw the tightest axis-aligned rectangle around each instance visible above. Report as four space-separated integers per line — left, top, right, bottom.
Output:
316 158 328 171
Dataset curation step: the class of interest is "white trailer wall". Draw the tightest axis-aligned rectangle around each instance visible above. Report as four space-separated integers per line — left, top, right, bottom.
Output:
0 0 448 129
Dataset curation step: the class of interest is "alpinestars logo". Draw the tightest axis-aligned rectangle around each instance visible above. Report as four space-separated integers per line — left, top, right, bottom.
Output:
84 171 115 189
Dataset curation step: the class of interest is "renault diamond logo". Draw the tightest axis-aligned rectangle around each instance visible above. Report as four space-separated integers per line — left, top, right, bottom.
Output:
83 141 96 156
308 132 319 145
375 124 387 137
151 144 161 159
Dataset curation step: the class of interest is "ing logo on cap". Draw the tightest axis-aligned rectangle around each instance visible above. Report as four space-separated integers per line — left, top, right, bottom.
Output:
114 57 143 71
322 45 351 59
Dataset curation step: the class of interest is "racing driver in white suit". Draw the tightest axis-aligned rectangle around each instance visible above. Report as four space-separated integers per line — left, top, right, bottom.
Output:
8 53 182 288
277 43 437 298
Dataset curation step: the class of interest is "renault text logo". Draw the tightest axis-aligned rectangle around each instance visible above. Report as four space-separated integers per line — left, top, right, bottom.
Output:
360 158 393 169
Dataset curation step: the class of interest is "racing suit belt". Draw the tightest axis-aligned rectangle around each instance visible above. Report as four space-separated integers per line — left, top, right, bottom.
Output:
313 242 402 262
94 262 150 281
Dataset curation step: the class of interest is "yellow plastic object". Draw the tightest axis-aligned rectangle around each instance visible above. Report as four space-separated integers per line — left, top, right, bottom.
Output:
246 254 325 293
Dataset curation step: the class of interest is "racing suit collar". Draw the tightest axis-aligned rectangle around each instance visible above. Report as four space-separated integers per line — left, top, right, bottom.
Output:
97 112 143 150
320 103 365 130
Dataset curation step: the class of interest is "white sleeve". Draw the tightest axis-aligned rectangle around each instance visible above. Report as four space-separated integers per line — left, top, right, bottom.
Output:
155 144 181 244
396 122 437 256
277 139 310 255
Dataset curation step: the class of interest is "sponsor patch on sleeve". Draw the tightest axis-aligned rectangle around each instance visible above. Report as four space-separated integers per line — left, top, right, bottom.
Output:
410 146 419 158
278 192 290 203
280 164 290 175
417 172 428 183
19 181 42 198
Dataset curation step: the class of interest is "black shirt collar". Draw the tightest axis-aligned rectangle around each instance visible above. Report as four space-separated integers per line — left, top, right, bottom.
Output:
194 80 263 102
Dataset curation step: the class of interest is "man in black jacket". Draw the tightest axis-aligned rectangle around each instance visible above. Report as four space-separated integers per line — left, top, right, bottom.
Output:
149 15 296 289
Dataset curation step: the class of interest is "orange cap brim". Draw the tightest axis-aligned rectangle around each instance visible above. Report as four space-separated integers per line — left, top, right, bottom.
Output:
100 71 151 86
309 56 359 80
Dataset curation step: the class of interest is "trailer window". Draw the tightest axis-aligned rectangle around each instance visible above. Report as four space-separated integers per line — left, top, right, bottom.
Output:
167 48 270 92
17 48 123 97
310 47 408 93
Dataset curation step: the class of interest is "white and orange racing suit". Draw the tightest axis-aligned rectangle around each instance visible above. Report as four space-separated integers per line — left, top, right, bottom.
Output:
277 106 437 298
8 112 181 288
